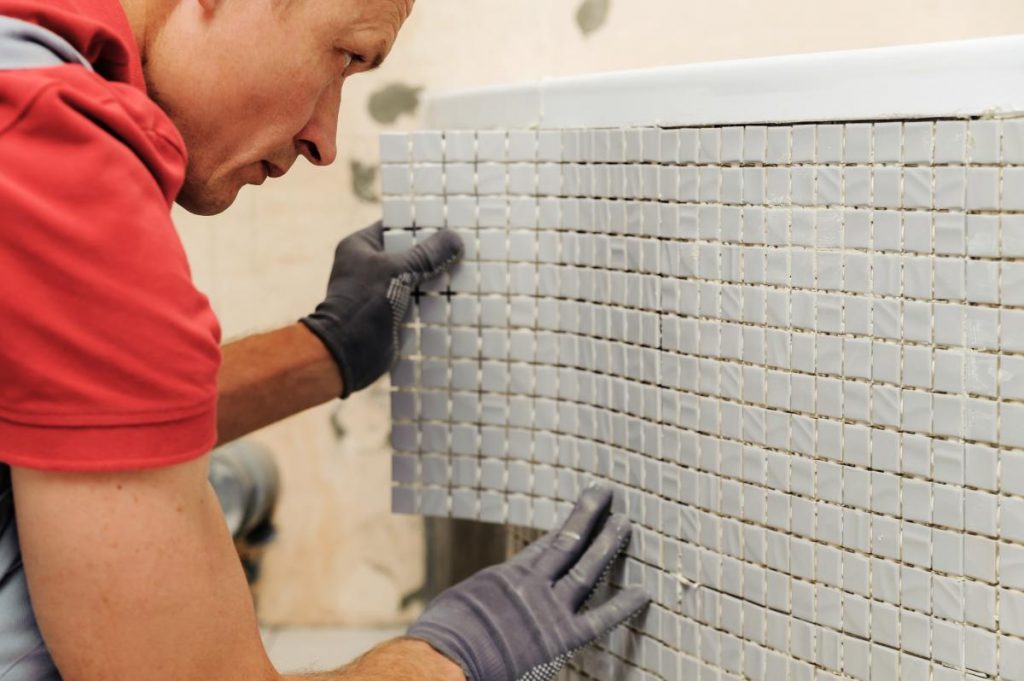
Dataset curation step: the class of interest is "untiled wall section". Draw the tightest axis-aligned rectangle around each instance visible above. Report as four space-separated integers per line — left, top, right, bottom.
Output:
384 120 1024 680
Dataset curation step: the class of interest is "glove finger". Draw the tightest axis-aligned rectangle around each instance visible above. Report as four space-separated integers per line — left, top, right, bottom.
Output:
394 228 464 284
553 513 632 611
575 587 651 645
505 530 555 568
362 220 386 250
337 221 385 257
533 485 613 581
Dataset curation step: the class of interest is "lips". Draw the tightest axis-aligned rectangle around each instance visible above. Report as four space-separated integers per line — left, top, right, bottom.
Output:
262 161 286 179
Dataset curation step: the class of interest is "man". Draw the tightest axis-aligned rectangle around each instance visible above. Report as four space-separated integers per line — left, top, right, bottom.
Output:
0 0 649 680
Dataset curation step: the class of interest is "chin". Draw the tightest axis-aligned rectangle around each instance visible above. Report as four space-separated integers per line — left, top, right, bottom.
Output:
175 180 239 216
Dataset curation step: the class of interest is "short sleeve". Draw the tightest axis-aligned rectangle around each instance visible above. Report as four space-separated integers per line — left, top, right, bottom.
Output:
0 68 222 471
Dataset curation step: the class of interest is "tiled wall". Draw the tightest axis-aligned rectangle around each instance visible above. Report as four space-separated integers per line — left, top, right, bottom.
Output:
384 120 1024 679
168 0 1024 628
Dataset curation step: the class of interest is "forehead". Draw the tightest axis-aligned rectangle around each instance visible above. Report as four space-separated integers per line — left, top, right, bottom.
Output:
312 0 412 48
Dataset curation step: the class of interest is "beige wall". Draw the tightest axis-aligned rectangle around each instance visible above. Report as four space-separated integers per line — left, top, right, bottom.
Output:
174 0 1024 625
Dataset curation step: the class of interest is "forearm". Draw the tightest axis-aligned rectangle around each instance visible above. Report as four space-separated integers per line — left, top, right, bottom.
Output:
287 638 465 681
217 323 343 445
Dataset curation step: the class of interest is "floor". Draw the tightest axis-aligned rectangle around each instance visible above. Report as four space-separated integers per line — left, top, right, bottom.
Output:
260 626 406 674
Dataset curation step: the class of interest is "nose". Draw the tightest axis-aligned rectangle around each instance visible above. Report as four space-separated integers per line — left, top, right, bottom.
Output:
296 79 342 167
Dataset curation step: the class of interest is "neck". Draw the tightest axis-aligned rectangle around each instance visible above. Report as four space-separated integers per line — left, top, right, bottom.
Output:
119 0 147 52
119 0 168 63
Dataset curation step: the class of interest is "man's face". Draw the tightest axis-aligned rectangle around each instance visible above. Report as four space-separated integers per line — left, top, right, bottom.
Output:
147 0 412 215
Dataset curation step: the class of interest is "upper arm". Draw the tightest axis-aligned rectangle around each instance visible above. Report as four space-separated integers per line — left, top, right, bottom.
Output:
11 455 279 681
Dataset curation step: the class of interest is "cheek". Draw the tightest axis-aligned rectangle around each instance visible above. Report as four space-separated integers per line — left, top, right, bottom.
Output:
184 75 317 172
197 20 323 135
228 62 327 139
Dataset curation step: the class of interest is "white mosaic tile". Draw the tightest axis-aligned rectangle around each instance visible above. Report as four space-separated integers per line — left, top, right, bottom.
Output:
384 118 1024 680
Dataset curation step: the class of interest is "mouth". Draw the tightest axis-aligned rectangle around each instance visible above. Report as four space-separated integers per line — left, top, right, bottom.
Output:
262 160 287 179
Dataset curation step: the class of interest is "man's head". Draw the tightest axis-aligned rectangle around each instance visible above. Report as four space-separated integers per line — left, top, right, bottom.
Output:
141 0 413 215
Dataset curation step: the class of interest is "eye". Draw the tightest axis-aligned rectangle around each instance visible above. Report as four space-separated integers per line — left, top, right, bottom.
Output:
333 48 356 73
335 48 368 70
333 46 375 78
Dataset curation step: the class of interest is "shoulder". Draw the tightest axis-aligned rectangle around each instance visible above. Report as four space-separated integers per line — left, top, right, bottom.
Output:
0 65 221 472
0 64 186 203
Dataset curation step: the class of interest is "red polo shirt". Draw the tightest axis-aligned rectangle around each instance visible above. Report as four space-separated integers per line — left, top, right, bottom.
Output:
0 0 222 470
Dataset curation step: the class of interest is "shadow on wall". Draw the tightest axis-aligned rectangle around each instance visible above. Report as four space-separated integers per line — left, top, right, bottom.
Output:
576 0 612 37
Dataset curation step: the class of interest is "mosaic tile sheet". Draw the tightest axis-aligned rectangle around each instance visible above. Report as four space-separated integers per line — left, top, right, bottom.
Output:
384 120 1024 680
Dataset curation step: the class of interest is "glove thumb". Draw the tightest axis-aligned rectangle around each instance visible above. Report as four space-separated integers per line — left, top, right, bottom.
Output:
394 228 464 287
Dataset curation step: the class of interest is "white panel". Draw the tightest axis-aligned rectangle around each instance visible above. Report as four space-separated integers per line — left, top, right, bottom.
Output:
427 35 1024 130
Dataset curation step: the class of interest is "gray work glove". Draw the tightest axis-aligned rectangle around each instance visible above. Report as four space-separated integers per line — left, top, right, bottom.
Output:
301 222 463 398
407 486 650 681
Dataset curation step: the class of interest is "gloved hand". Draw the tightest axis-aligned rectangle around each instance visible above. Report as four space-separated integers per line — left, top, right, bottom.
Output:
301 222 463 398
407 486 650 681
